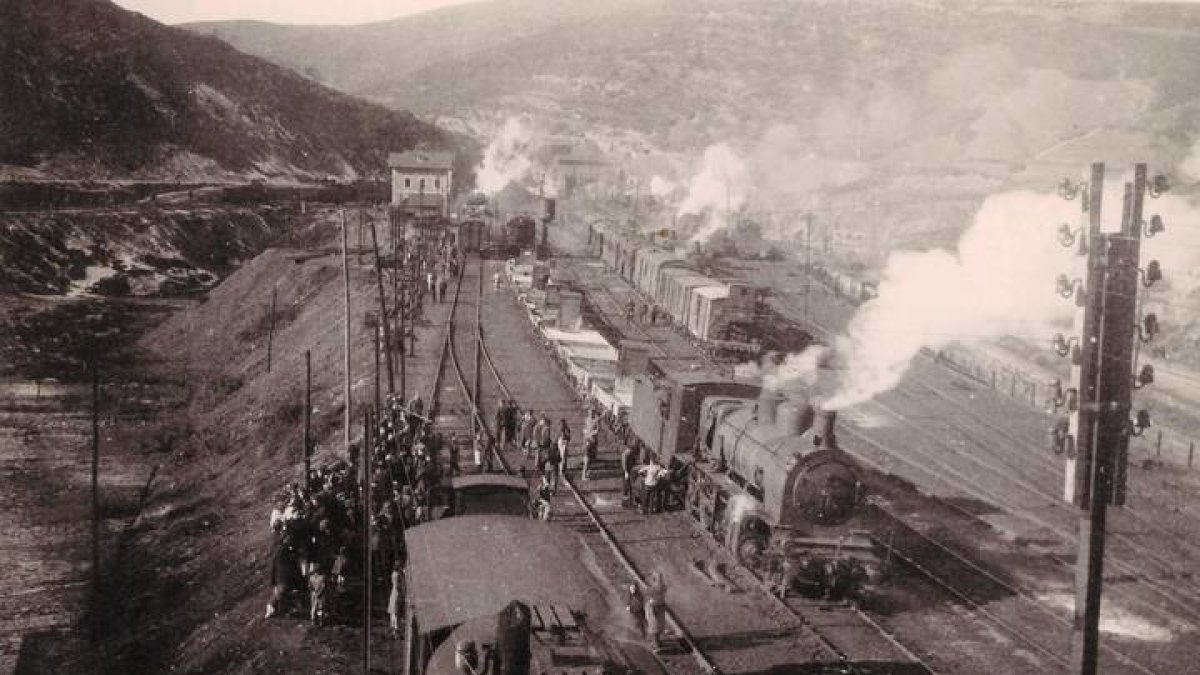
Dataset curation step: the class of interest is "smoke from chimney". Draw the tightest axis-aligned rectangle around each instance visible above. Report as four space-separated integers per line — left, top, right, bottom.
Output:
678 143 750 246
476 117 535 196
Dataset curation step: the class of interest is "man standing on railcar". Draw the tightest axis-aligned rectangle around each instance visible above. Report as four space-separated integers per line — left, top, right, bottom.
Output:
621 443 638 501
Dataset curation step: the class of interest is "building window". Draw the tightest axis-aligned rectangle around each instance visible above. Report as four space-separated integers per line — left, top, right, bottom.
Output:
404 178 411 188
434 178 440 190
419 178 426 191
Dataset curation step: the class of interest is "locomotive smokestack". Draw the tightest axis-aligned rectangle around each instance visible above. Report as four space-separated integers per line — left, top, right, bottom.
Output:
757 389 782 426
813 409 838 449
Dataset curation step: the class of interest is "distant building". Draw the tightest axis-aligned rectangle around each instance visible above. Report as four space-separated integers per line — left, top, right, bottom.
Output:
550 141 608 199
389 150 454 218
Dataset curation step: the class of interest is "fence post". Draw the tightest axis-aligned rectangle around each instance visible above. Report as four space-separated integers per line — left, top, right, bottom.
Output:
991 368 997 390
1156 430 1162 459
1189 442 1194 468
1010 373 1017 398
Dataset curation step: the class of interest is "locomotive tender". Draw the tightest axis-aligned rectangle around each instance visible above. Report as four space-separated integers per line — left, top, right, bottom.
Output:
627 359 883 598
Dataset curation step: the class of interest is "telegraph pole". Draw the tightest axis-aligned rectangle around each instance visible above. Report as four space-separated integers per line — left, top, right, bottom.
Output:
1062 163 1106 506
1057 164 1161 675
303 350 311 491
340 209 352 454
369 216 396 395
803 213 813 325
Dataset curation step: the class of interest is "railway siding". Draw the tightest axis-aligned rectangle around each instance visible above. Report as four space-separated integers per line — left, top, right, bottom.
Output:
476 258 928 674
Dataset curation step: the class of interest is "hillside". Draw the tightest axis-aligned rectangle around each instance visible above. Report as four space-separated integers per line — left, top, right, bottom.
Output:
181 0 1200 168
0 0 466 182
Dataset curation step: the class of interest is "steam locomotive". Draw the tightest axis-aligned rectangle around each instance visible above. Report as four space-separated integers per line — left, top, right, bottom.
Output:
588 221 762 357
626 358 883 599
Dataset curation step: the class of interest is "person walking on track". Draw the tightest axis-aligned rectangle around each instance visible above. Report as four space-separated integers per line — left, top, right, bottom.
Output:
644 570 668 653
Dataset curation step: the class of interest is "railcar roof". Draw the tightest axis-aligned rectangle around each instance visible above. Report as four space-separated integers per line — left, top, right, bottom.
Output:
694 285 730 299
647 357 750 386
405 516 598 633
449 474 530 491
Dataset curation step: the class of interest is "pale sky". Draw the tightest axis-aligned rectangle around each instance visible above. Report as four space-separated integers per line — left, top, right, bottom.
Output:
112 0 487 26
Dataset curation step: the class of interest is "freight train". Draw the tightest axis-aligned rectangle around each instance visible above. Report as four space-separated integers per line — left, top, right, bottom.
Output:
403 515 665 675
625 357 883 599
588 221 762 357
453 209 537 259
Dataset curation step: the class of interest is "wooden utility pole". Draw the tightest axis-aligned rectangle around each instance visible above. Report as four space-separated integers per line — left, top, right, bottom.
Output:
1065 164 1150 675
361 411 373 675
266 285 277 373
1063 163 1106 505
373 322 381 413
304 350 311 490
90 363 100 646
369 216 396 395
803 213 813 325
340 209 352 454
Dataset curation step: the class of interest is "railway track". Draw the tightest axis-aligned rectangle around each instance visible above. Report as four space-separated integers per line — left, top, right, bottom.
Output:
763 294 1184 673
534 255 938 674
772 289 1200 618
559 251 1200 674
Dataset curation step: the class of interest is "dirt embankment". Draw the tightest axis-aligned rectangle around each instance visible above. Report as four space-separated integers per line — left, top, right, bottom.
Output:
92 207 413 674
1 203 363 674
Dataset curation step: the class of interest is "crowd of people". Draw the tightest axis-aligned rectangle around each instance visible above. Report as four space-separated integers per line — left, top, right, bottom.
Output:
264 391 460 626
261 234 684 633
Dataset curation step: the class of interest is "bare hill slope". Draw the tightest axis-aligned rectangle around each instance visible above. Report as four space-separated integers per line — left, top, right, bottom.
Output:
0 0 460 181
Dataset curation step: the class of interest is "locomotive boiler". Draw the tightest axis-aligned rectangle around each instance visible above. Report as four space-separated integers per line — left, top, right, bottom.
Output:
627 360 883 599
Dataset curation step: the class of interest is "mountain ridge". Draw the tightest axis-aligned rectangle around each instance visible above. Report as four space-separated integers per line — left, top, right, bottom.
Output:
0 0 471 182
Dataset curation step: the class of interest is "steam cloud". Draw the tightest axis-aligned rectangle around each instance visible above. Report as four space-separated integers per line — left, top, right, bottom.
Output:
475 117 534 195
677 143 750 245
649 175 678 199
821 191 1083 408
736 346 830 393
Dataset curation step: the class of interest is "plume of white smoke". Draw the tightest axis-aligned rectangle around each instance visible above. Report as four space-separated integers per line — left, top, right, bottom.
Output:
677 143 751 245
818 190 1083 408
735 346 830 392
475 117 534 196
649 175 678 199
1177 138 1200 184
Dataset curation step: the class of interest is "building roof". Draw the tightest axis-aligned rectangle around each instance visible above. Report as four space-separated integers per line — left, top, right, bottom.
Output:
405 516 599 633
388 150 454 170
